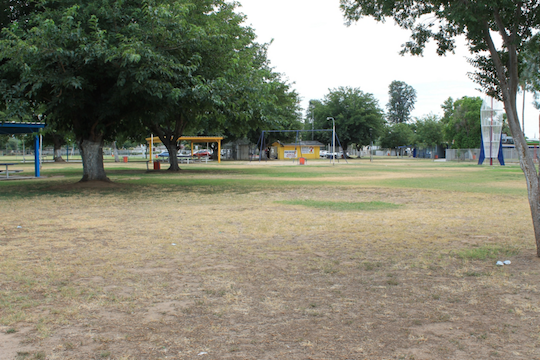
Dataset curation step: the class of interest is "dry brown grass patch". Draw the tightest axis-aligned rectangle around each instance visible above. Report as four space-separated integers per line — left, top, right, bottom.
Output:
0 163 538 359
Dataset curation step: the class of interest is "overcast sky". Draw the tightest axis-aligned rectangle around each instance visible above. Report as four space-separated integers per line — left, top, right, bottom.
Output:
237 0 540 139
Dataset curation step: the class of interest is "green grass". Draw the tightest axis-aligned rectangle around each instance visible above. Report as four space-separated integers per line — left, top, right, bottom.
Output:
0 158 529 199
276 199 402 211
455 244 520 260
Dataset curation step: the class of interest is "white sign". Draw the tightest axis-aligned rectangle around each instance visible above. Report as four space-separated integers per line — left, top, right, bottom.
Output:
284 150 297 159
301 146 315 154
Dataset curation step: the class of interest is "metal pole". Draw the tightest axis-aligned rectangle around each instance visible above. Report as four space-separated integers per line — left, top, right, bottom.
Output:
34 135 40 177
39 134 42 170
327 117 335 166
150 134 154 161
490 98 493 166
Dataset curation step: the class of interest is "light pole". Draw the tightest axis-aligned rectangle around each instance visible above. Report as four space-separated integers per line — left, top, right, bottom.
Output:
369 128 373 163
327 117 335 166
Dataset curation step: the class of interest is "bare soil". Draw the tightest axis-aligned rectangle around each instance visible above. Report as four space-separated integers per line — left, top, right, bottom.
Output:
1 164 539 360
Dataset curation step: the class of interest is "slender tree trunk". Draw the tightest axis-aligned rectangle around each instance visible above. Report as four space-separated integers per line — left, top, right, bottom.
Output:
483 19 540 256
79 137 109 182
112 141 120 162
505 101 540 256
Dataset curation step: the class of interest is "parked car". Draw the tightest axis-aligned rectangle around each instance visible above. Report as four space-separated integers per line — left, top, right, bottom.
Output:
194 149 212 158
319 150 328 158
325 151 349 159
325 152 339 159
158 150 192 158
178 150 192 158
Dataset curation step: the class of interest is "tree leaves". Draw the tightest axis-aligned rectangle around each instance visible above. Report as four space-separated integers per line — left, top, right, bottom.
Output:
311 87 385 150
386 80 416 124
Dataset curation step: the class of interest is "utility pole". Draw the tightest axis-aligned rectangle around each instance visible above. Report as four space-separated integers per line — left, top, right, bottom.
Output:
327 117 335 166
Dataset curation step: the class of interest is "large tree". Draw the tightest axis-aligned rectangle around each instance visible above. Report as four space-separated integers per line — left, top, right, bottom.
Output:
341 1 540 256
415 114 444 158
1 1 165 180
379 122 415 152
441 96 482 149
0 0 269 177
187 45 302 162
311 86 385 155
138 1 289 170
386 80 417 124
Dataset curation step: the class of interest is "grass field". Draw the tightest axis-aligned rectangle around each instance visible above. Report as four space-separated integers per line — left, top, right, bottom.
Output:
1 158 539 359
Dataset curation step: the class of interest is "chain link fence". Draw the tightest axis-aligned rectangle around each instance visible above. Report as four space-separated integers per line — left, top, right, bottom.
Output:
446 147 540 163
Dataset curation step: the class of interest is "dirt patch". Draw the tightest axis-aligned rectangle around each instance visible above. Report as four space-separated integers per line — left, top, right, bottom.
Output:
0 164 538 359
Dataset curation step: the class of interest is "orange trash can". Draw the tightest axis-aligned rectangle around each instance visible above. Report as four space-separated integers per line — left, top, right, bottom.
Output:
123 156 128 163
153 161 161 170
299 157 306 165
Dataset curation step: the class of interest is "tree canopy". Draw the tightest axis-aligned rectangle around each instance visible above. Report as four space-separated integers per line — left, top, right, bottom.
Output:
379 122 414 150
386 80 417 124
310 87 385 154
414 114 444 150
0 0 298 176
441 96 482 149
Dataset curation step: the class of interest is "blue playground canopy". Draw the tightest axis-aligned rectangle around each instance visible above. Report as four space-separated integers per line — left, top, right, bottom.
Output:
0 121 46 177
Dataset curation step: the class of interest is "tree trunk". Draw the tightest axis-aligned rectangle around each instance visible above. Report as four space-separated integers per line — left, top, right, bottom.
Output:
505 101 540 256
210 143 219 160
483 22 540 256
112 141 120 162
163 142 180 171
341 142 349 159
79 137 109 182
53 147 64 162
52 136 65 162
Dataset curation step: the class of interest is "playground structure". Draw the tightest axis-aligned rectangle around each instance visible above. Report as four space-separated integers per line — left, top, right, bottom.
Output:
145 135 224 163
256 129 347 164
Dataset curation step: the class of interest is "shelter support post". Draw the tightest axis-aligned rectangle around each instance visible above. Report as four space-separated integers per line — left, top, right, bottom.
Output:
218 139 221 163
150 134 153 160
34 135 40 177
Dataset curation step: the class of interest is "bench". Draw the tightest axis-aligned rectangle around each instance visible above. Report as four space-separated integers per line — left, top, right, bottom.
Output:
0 169 23 173
0 168 23 179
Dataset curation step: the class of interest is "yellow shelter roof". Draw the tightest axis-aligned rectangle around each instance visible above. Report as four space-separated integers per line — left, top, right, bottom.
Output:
145 136 223 144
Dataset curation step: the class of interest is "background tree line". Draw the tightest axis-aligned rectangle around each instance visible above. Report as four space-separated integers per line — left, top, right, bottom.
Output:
305 79 498 156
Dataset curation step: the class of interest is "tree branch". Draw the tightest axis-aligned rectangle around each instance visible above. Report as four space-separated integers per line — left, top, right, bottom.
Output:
493 9 511 45
512 2 523 43
493 8 519 101
482 22 509 98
